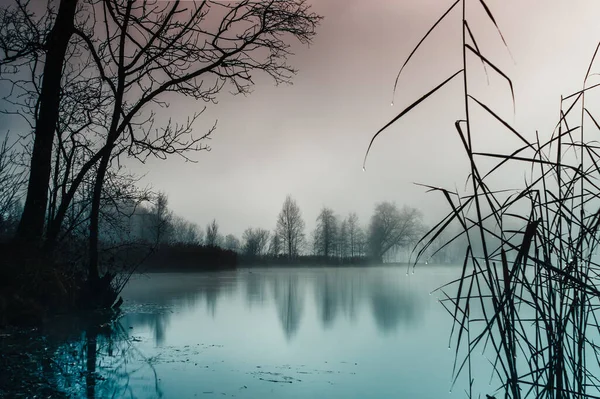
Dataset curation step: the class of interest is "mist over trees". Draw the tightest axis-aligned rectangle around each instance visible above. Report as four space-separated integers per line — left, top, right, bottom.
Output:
170 216 203 246
268 234 282 257
151 192 172 246
205 220 220 248
99 191 456 267
311 208 368 262
314 207 337 258
191 196 446 265
346 213 365 258
242 228 270 257
224 234 241 253
368 202 424 263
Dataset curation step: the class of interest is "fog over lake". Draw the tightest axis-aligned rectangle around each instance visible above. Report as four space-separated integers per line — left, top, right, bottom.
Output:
49 266 476 399
3 0 600 397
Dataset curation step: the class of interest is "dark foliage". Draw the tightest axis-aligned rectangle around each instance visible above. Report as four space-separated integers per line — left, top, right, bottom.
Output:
238 254 371 267
139 244 237 272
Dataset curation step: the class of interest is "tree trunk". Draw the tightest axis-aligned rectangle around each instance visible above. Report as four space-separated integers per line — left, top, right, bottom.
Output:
88 150 111 283
86 0 131 283
15 0 78 245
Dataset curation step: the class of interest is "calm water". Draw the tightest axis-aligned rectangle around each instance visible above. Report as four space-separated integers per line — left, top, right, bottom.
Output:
52 266 493 398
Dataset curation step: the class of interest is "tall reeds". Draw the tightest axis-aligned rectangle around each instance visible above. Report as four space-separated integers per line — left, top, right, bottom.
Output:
365 1 600 397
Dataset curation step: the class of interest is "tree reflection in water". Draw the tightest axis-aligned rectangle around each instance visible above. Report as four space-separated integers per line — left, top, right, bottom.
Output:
271 274 305 340
122 268 423 344
244 271 268 308
314 274 340 328
3 269 425 397
52 318 163 399
0 314 163 398
369 280 418 333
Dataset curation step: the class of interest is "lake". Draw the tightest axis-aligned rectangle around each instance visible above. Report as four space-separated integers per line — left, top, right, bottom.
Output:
48 266 492 398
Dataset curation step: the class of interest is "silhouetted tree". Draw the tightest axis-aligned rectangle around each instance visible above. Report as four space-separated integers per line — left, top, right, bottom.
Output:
96 169 151 245
86 0 318 281
368 202 424 262
309 229 319 256
338 218 349 259
150 192 172 246
224 234 241 253
1 0 80 244
276 195 305 259
42 41 112 251
0 135 25 239
346 212 363 257
170 215 202 245
313 207 337 258
268 232 281 257
205 219 220 248
129 204 154 243
357 225 369 257
1 0 321 279
242 228 270 257
0 202 22 241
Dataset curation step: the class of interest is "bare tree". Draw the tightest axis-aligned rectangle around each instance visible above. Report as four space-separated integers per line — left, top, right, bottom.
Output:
276 195 305 259
356 227 367 258
1 0 321 275
368 202 424 263
268 232 281 257
170 215 201 245
242 228 270 257
346 212 363 258
0 0 128 252
313 207 337 258
224 234 240 253
0 135 26 239
0 0 80 244
149 191 172 246
74 0 320 280
205 219 220 248
338 218 348 259
95 168 151 244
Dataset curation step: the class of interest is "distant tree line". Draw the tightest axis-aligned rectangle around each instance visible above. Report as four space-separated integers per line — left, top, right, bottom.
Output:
122 193 462 268
108 191 473 269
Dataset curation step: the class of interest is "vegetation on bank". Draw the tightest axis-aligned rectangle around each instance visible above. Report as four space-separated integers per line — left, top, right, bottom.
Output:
140 244 238 272
118 191 460 272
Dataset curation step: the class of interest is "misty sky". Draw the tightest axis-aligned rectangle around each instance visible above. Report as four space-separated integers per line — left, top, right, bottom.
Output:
131 0 600 237
6 0 600 238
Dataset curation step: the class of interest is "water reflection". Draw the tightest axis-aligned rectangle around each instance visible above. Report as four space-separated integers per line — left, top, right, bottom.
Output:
245 271 269 307
122 312 169 345
6 315 164 399
370 280 418 332
315 274 339 328
6 268 452 399
272 275 305 340
124 268 423 343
